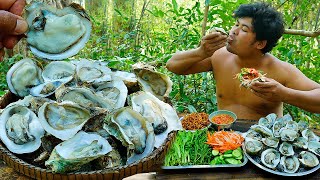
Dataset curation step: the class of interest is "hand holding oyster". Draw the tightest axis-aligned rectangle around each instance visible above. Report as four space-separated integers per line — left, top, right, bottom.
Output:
235 68 266 88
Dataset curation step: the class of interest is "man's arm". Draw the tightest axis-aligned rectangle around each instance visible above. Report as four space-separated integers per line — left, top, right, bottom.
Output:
250 63 320 113
166 32 226 75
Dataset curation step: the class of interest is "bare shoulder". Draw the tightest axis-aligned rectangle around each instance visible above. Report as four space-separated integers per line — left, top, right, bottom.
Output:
211 47 234 63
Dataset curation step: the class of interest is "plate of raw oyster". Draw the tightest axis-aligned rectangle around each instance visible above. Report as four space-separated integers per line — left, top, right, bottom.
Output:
243 113 320 176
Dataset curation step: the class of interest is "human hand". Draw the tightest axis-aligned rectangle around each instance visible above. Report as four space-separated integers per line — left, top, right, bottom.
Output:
0 0 28 61
249 77 286 102
199 32 227 58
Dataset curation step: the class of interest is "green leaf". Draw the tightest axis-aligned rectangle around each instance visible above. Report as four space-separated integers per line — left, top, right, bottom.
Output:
187 105 197 113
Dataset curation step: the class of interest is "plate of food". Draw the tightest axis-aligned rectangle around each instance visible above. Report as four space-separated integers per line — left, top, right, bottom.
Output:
163 111 248 169
242 113 320 176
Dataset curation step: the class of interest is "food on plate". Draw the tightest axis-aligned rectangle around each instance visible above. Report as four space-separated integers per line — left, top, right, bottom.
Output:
181 112 210 130
235 68 266 88
206 131 244 153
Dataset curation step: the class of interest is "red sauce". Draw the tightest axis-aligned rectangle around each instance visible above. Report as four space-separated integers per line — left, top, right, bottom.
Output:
211 114 234 124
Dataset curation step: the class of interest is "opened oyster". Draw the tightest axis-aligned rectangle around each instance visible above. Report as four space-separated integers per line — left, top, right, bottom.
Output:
279 156 300 173
7 58 43 97
298 151 319 168
132 62 172 101
45 131 112 173
38 101 91 140
103 107 155 165
26 2 91 60
130 91 182 147
261 148 281 169
0 103 45 154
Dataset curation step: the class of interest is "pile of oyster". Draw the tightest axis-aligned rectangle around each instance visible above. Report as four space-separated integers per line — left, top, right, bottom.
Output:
0 2 182 174
244 113 320 174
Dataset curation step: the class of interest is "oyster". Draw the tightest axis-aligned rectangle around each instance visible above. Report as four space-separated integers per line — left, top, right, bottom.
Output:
262 137 279 148
272 121 284 138
94 80 128 109
293 137 308 149
297 120 309 133
261 148 281 169
302 129 319 142
279 128 299 142
279 156 300 173
279 142 294 156
298 151 319 168
245 129 262 141
308 141 320 156
103 107 155 165
6 58 43 97
45 131 112 173
285 121 299 132
30 80 64 97
130 91 182 147
244 138 264 155
132 62 172 101
38 101 91 140
0 103 45 154
75 59 112 86
42 61 76 83
26 3 91 60
250 125 273 137
112 70 138 89
55 86 115 110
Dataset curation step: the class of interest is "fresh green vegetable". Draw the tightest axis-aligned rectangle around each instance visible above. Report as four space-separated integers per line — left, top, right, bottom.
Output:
209 147 244 165
164 129 214 166
212 150 219 156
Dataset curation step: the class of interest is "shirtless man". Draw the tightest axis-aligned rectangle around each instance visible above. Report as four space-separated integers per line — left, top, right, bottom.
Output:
166 2 320 120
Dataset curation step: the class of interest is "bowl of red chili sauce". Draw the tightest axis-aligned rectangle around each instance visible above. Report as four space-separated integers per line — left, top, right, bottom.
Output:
209 110 237 130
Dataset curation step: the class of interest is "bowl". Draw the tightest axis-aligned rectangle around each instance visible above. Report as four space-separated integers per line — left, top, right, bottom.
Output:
209 110 237 130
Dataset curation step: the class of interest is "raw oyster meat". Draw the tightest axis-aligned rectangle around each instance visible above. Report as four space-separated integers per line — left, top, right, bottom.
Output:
132 62 172 101
45 131 112 173
244 138 264 155
55 86 115 110
104 107 155 165
261 148 281 169
130 91 182 147
262 137 279 148
26 2 92 60
298 151 319 168
38 101 91 140
41 61 76 83
279 156 300 173
0 103 45 154
302 129 319 142
75 59 112 86
279 142 294 156
6 58 43 97
308 141 320 156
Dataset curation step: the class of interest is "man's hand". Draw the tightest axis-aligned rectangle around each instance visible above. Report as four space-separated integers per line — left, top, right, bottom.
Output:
249 77 286 102
198 32 227 58
0 0 27 61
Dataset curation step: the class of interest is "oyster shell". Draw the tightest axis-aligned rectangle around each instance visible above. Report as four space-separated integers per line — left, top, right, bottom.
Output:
75 59 112 86
45 131 112 173
38 101 91 140
302 129 319 142
279 156 300 173
308 141 320 156
262 137 279 148
250 125 273 137
132 62 172 101
298 151 319 168
26 3 91 60
130 91 182 147
244 138 264 155
55 86 115 110
279 142 294 156
0 103 45 154
279 128 299 142
6 58 43 97
103 107 155 165
261 148 281 169
42 61 76 83
293 137 308 149
245 129 262 141
30 80 64 97
272 120 284 138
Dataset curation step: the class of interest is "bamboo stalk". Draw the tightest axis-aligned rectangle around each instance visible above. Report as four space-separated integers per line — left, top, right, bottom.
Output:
201 5 209 37
284 29 320 37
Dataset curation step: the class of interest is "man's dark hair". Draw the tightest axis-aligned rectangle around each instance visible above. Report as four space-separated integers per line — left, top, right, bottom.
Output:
233 2 284 53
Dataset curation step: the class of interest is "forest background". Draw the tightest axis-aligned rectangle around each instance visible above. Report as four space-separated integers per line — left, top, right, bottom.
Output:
0 0 319 127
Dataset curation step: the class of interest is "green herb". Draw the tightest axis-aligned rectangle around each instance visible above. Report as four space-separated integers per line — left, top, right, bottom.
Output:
164 129 214 166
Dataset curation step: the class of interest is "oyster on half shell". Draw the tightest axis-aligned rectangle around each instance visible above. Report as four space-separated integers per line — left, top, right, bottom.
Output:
38 101 91 140
132 62 172 101
26 2 92 60
0 103 45 154
45 131 112 173
7 58 43 97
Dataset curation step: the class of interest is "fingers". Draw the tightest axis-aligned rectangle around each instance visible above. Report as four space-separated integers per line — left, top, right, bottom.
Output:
0 11 28 35
0 47 4 62
0 0 17 10
10 0 26 16
2 35 24 49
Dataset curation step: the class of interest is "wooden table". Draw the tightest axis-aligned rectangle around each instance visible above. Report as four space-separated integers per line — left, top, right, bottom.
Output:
0 119 319 179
